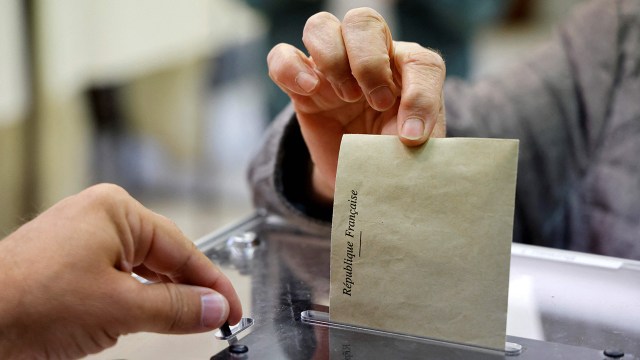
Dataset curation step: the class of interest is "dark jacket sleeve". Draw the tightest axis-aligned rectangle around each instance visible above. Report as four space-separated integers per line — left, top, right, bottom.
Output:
445 0 623 250
248 104 332 236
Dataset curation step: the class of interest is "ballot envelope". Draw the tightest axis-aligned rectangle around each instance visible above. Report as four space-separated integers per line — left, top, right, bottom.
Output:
201 212 640 360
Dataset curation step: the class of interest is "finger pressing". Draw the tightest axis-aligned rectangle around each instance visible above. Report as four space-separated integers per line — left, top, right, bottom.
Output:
393 42 446 146
342 8 397 111
124 282 230 334
268 43 319 95
127 203 243 324
303 11 362 102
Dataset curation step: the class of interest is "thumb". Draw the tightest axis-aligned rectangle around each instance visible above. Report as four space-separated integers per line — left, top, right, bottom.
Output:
127 283 230 334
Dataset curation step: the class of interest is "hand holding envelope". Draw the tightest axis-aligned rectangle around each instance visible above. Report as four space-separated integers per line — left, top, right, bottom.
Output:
266 7 447 203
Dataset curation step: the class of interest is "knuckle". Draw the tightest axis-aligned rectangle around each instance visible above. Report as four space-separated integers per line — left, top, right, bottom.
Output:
423 50 446 72
92 330 119 352
267 44 292 82
317 55 347 80
416 61 446 86
351 54 391 80
70 184 137 232
343 7 384 26
267 43 288 64
81 183 130 208
303 12 340 46
163 283 187 332
302 12 343 60
404 90 439 114
88 183 128 197
397 44 446 99
406 45 446 73
304 11 338 33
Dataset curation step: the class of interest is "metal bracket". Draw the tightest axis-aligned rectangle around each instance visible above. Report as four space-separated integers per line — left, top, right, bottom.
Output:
214 317 255 341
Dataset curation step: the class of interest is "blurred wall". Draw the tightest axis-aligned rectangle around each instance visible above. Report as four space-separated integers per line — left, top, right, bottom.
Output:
0 0 263 233
0 0 28 233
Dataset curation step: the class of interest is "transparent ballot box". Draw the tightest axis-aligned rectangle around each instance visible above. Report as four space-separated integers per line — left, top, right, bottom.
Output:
203 213 640 359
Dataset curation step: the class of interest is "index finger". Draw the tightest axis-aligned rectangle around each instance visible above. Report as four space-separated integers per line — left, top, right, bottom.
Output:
341 8 398 111
126 202 243 324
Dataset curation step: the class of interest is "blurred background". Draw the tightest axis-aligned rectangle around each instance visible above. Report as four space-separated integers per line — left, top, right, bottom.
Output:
0 0 585 242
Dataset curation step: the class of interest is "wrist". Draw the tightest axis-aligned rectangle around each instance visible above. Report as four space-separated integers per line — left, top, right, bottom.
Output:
311 166 335 205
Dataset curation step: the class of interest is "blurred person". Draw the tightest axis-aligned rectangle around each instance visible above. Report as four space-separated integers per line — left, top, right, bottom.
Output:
245 0 510 119
0 184 242 359
249 0 640 259
395 0 511 77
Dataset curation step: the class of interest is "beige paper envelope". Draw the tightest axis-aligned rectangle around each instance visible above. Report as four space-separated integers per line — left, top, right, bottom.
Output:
329 135 519 350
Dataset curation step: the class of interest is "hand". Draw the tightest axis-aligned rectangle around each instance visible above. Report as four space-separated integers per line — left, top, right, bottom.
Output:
0 184 242 359
267 8 446 202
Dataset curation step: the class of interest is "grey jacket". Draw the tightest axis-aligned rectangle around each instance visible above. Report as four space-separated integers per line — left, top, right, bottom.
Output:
248 0 640 260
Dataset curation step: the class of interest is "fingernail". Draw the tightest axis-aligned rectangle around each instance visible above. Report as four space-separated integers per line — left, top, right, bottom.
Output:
295 72 319 94
369 86 395 110
401 118 425 140
201 293 228 328
339 78 362 102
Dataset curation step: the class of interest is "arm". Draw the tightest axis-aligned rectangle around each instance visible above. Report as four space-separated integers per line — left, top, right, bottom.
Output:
445 0 622 248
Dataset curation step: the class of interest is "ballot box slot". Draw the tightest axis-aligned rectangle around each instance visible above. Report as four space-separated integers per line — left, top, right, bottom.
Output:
300 310 523 356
